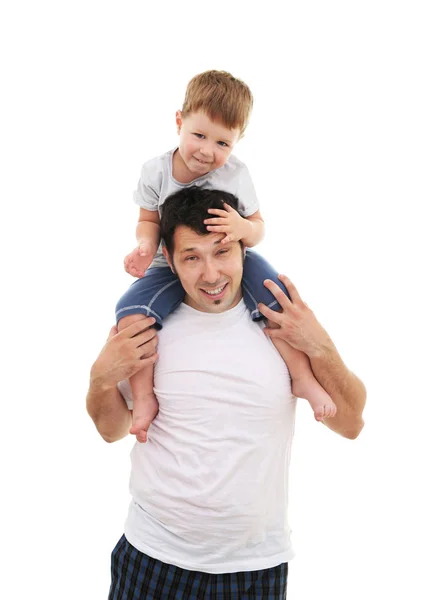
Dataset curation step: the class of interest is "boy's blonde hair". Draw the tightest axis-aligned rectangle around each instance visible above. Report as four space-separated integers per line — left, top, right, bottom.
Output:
182 70 253 137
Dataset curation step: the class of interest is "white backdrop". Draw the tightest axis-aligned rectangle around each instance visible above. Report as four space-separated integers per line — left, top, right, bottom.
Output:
1 1 447 598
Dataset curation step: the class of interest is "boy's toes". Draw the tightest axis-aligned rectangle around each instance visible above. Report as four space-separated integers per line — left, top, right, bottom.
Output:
136 430 147 443
323 403 337 419
314 408 325 422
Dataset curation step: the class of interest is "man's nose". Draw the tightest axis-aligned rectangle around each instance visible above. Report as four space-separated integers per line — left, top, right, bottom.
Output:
202 259 220 283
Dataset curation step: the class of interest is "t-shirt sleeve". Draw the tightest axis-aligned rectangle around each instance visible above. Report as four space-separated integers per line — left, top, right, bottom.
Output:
133 159 161 211
235 165 260 217
117 380 133 410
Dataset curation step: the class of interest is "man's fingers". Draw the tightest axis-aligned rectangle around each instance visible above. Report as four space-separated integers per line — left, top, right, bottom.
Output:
278 274 304 306
140 354 158 367
121 317 156 338
258 302 283 324
263 327 282 339
263 279 292 309
107 326 118 340
135 328 158 350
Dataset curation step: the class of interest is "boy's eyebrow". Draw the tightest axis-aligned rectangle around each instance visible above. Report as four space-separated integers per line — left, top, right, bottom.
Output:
194 128 233 145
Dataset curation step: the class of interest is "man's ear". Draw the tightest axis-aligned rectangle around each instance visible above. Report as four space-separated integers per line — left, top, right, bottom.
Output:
175 110 183 135
162 246 176 274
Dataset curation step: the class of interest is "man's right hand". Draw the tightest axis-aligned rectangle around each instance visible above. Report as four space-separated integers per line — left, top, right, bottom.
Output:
90 318 158 392
124 241 156 278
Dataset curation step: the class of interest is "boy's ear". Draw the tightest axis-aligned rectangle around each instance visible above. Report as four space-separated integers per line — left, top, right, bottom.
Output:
175 110 183 134
162 246 175 274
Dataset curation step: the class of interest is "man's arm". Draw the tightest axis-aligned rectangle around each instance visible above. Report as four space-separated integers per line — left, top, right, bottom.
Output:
87 378 132 443
307 342 366 438
86 318 158 443
258 276 366 439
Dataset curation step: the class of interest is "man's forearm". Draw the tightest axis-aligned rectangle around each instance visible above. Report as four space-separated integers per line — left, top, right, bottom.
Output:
86 379 131 443
310 344 366 439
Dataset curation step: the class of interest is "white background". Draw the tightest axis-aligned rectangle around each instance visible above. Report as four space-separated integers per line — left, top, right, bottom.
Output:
1 1 447 598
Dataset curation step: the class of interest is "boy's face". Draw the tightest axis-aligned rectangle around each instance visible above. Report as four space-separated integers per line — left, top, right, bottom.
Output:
176 111 241 177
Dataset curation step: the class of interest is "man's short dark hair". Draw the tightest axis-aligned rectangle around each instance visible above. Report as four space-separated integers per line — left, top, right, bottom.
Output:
160 186 241 255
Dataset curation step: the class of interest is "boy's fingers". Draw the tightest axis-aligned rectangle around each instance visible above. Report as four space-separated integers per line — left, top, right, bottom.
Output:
207 208 228 217
206 225 228 233
204 217 227 225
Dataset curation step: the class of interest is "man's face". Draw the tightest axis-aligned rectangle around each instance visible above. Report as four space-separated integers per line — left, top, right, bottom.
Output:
163 226 244 314
176 111 241 177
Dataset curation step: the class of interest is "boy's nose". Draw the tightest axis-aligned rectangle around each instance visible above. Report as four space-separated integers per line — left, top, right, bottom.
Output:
199 143 213 158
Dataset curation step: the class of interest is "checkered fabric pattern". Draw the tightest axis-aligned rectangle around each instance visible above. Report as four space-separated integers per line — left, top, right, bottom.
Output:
109 535 288 599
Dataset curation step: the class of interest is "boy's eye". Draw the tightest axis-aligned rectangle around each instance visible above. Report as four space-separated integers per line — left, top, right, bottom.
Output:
218 141 228 147
194 133 205 139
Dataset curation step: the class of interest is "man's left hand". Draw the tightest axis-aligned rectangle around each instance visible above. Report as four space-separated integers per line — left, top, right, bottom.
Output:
259 275 333 358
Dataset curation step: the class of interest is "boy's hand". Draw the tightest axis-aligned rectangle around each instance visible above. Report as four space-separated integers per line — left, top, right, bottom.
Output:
204 203 251 244
124 241 155 278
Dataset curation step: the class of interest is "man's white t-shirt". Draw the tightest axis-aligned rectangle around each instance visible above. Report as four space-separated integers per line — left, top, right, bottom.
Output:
119 300 296 574
133 149 260 268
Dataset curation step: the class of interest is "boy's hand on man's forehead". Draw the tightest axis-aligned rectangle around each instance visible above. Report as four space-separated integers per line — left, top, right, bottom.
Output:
203 203 251 245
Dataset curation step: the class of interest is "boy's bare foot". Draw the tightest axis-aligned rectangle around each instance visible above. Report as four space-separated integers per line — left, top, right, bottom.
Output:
292 378 337 422
130 394 159 443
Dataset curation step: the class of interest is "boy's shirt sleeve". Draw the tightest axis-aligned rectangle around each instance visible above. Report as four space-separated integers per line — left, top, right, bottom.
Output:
235 163 260 217
133 157 162 211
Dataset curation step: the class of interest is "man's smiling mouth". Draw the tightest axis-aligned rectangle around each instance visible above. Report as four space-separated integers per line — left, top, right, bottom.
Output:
201 283 228 297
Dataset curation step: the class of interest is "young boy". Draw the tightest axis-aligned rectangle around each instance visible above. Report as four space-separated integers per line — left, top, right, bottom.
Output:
116 70 336 442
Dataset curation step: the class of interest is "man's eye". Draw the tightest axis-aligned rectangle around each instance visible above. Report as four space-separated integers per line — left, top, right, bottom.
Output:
185 256 197 261
217 249 229 256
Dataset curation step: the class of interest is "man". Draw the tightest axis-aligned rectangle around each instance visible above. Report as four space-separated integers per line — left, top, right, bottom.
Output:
87 187 366 599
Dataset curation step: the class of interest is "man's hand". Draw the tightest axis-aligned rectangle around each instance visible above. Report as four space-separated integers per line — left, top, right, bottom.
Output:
124 241 156 278
90 318 158 392
258 275 334 358
204 203 251 245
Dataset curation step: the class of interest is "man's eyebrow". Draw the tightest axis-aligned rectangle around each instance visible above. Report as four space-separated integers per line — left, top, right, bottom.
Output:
180 239 224 253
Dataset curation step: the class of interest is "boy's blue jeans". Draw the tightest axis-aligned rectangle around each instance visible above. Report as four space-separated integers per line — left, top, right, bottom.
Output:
115 249 288 328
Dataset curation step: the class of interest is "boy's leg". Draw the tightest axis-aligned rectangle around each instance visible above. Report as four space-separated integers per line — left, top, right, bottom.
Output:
116 267 184 442
117 314 158 443
267 320 336 421
243 251 337 421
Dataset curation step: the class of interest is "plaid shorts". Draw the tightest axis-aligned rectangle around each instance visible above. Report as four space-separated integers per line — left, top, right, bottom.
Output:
109 535 288 599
